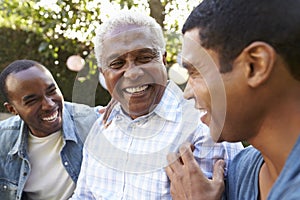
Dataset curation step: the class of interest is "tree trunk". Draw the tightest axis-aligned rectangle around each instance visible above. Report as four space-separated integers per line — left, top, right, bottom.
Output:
148 0 165 29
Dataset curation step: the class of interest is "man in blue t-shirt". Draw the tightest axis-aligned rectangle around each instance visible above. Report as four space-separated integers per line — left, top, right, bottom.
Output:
166 0 300 199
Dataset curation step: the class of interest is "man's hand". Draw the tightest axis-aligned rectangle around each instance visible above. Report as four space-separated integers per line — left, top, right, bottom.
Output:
165 142 225 200
98 98 118 127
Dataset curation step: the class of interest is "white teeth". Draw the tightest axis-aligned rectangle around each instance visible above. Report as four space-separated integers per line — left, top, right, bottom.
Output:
42 111 58 121
199 108 208 116
125 85 148 94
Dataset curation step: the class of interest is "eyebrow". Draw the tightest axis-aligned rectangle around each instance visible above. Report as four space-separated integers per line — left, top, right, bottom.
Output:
107 48 158 61
137 48 158 54
22 83 56 102
107 53 121 62
23 94 36 102
46 83 56 91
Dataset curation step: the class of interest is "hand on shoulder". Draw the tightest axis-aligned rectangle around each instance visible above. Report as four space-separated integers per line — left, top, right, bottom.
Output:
165 142 225 200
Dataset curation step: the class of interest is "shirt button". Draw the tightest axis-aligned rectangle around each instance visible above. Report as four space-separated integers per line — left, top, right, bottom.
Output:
64 162 68 166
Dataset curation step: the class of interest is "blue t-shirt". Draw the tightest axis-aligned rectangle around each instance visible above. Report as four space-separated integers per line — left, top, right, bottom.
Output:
226 136 300 200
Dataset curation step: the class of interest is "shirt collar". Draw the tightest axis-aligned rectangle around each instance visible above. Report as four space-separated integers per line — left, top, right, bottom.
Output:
153 80 183 122
9 120 27 156
61 103 78 143
9 103 77 156
108 80 183 122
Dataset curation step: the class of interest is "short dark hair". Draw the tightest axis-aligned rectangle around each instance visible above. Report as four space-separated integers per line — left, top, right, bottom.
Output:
183 0 300 79
0 59 41 102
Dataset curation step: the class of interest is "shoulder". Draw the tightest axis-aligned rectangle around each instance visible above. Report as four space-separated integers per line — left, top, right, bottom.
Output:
229 146 261 173
268 138 300 199
0 116 22 154
64 101 102 117
273 181 300 200
64 102 102 125
0 115 22 130
62 102 103 142
226 146 262 199
0 116 22 139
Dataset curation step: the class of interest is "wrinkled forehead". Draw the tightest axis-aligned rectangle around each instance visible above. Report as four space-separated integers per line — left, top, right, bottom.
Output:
102 26 161 61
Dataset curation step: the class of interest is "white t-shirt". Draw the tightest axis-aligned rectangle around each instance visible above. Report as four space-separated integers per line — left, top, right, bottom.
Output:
24 130 75 200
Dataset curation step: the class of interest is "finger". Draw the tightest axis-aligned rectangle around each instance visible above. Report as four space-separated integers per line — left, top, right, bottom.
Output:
167 153 181 166
166 152 184 172
212 159 225 182
166 153 182 182
178 142 197 166
165 166 174 179
98 107 106 114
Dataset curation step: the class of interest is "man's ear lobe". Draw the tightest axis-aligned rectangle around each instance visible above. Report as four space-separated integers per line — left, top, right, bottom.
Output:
4 102 18 115
243 41 276 88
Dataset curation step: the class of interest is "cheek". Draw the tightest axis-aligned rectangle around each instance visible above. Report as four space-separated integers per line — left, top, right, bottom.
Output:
17 107 36 122
103 71 122 93
191 78 209 97
146 64 167 83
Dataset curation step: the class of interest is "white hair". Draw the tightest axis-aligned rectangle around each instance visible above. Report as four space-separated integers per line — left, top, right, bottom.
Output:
94 10 166 68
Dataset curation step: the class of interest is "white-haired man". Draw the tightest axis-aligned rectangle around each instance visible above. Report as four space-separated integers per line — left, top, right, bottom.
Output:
71 10 243 199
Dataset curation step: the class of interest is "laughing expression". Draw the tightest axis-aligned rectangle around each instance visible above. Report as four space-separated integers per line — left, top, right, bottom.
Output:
100 26 168 119
181 28 227 142
5 65 64 137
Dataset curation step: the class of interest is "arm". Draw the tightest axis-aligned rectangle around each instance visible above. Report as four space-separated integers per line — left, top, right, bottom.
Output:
166 142 225 200
69 147 95 199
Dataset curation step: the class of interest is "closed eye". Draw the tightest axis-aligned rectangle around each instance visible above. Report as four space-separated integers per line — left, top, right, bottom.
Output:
48 87 57 95
23 95 38 106
136 55 155 63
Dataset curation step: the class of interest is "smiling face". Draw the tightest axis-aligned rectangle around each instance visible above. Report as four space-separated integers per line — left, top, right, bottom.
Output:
5 65 64 137
100 26 168 119
182 28 250 142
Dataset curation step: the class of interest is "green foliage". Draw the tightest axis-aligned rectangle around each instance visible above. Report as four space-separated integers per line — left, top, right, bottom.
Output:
0 0 195 113
0 0 111 112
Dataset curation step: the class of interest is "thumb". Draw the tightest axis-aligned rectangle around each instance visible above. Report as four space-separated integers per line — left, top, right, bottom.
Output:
212 159 225 182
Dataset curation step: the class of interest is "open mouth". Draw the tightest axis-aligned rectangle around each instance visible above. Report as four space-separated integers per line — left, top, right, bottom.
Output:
200 109 210 126
198 108 208 116
42 110 58 122
124 85 149 94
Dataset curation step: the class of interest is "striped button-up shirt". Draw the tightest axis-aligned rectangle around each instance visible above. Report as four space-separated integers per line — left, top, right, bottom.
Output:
71 81 243 200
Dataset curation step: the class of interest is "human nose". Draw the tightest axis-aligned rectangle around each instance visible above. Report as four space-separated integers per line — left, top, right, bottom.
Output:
123 61 144 80
183 80 194 100
42 96 55 110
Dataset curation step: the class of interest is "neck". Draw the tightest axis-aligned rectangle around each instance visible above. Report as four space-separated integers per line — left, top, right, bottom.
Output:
248 93 300 179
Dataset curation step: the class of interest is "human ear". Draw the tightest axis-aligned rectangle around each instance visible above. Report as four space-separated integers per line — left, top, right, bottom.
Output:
242 41 276 88
4 102 18 115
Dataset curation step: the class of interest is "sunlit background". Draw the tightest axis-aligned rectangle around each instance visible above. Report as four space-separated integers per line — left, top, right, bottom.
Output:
0 0 199 112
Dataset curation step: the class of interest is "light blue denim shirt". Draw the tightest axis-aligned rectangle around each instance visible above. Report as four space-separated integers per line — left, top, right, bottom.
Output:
0 102 100 200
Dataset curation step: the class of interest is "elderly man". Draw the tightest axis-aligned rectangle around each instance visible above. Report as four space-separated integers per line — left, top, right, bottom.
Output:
0 60 100 199
71 10 243 199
